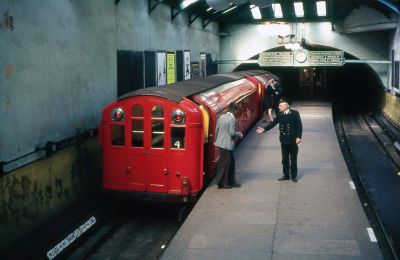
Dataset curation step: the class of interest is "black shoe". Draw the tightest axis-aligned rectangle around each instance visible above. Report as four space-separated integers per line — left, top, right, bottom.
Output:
278 177 290 181
292 178 298 182
218 185 231 189
231 183 241 188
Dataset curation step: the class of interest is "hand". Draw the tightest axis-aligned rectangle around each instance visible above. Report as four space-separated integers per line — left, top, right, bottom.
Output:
256 127 265 134
296 138 301 144
234 132 243 140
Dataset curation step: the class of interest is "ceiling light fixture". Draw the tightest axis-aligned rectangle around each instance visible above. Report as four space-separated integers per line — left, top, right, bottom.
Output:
277 34 301 51
223 6 237 14
316 1 327 16
250 5 262 20
271 3 283 18
294 2 304 17
180 0 200 9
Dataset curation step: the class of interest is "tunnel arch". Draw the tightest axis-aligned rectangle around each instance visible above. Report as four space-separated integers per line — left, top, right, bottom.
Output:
233 43 385 113
220 22 391 88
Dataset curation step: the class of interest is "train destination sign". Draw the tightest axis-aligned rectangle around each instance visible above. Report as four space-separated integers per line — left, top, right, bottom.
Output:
258 51 293 67
258 50 344 67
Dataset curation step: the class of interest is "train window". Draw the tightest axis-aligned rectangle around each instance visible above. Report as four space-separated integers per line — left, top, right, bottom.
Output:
171 127 185 149
111 125 125 146
132 105 143 117
131 120 144 147
151 120 164 148
152 106 164 118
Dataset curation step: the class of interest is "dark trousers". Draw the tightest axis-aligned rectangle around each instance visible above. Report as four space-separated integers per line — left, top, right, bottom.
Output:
216 147 236 186
281 143 299 179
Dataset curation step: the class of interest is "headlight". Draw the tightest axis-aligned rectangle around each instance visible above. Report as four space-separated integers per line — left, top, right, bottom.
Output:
111 107 125 121
171 109 185 124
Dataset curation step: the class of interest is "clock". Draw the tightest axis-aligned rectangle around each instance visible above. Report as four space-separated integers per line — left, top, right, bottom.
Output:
295 51 307 63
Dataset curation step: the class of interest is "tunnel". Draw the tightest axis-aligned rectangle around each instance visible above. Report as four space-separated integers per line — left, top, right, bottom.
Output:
234 44 386 114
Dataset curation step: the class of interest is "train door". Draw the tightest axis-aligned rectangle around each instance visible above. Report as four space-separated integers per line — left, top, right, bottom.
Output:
128 100 168 193
128 102 147 191
147 100 168 192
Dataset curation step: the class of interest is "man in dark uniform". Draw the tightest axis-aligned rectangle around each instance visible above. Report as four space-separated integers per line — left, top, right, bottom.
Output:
256 100 302 182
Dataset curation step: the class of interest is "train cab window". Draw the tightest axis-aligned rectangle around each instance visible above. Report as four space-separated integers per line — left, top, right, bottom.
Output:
151 106 164 148
132 105 143 117
111 125 125 146
131 104 144 147
131 120 144 147
152 121 164 148
152 106 164 118
171 127 185 149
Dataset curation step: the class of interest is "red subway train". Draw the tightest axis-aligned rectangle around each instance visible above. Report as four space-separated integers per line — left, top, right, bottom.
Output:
98 70 278 202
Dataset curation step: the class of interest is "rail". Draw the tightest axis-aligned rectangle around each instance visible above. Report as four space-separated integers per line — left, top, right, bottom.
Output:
333 108 400 260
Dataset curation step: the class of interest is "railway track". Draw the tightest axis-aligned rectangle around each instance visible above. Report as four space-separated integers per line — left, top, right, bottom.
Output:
2 196 193 259
67 202 193 260
333 108 400 260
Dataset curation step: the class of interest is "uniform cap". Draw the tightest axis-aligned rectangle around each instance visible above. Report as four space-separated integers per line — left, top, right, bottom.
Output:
279 98 291 105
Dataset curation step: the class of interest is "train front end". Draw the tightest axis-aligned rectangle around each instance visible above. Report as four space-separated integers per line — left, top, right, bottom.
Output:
99 96 204 202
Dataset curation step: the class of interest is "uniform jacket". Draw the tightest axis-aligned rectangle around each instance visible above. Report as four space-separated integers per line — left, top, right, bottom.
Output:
263 109 302 144
215 112 241 151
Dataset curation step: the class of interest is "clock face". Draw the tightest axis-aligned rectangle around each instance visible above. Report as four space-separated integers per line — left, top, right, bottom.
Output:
295 51 307 63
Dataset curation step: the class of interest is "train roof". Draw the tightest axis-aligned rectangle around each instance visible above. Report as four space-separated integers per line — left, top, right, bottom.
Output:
118 71 269 103
236 70 268 76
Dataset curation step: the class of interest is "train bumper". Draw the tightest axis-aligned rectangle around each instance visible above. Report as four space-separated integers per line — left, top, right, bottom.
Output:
102 189 199 203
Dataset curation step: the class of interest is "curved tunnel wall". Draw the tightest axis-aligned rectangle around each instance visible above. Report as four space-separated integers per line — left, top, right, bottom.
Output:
0 139 101 251
224 16 400 121
384 18 400 128
220 22 391 88
383 93 400 129
234 46 386 113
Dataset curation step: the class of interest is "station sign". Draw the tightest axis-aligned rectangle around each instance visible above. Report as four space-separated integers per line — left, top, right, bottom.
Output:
258 51 293 67
307 51 344 66
258 50 344 67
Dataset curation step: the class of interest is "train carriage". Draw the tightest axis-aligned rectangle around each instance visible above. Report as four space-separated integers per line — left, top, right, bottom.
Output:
99 70 277 202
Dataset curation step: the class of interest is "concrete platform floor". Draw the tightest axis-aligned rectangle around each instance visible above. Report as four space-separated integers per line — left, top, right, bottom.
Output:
162 102 383 260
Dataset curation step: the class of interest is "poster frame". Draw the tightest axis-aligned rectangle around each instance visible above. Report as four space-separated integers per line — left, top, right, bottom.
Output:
157 51 167 86
166 51 176 85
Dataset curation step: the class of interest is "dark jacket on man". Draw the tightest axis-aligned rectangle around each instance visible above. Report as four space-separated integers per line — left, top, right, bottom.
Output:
263 109 302 144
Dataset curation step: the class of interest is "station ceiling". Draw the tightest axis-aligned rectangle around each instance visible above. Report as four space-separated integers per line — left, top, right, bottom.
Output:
153 0 400 28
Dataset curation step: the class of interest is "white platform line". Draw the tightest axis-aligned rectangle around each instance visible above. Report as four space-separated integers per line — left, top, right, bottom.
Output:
349 181 356 190
367 227 378 242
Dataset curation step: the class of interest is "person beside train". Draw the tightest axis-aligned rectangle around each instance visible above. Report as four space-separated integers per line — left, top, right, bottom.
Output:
256 99 303 182
271 79 282 115
263 81 274 122
214 102 243 189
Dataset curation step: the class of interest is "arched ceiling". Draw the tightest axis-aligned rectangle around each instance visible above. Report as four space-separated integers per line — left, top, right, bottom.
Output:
152 0 400 29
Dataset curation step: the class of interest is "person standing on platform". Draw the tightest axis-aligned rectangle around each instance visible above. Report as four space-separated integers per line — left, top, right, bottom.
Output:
264 81 274 122
215 102 243 189
271 79 282 116
256 100 302 182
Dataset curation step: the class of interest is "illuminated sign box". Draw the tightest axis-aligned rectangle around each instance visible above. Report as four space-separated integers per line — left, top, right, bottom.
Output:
258 50 344 67
258 51 293 67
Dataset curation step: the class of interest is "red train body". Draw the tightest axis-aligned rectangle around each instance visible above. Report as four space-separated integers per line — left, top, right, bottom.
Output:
98 70 277 202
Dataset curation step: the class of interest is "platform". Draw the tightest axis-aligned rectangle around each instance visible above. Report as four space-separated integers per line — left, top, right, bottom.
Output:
161 102 383 260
